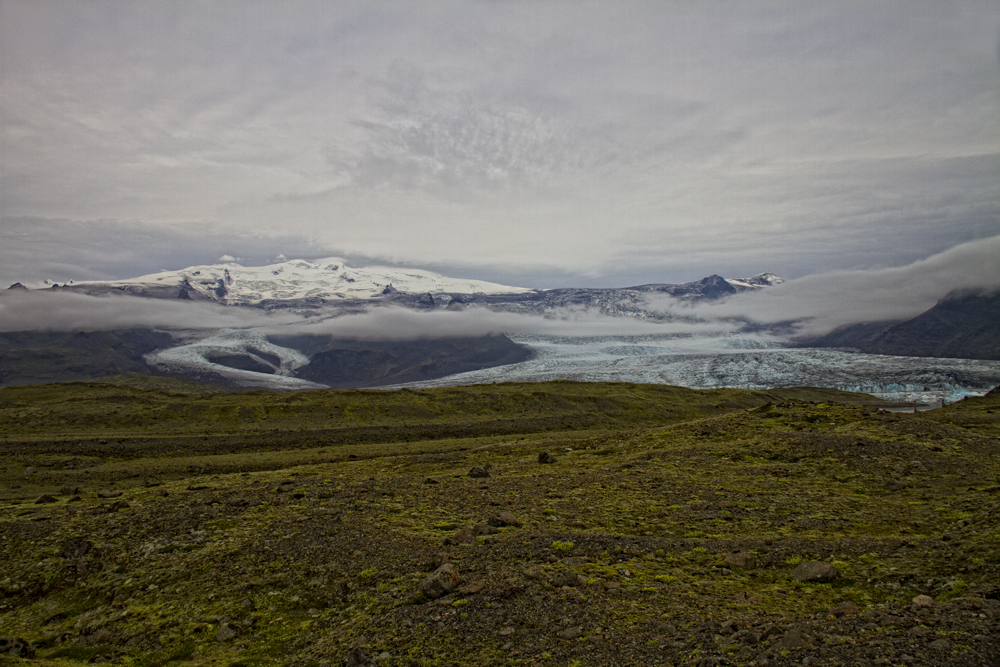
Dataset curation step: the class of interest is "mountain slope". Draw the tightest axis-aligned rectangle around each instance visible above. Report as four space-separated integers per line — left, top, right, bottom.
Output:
858 290 1000 360
0 329 176 387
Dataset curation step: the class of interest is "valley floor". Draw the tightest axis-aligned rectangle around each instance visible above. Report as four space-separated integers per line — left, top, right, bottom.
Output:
0 380 998 666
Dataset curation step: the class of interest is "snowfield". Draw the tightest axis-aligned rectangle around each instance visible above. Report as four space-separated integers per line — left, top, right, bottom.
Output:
85 258 534 304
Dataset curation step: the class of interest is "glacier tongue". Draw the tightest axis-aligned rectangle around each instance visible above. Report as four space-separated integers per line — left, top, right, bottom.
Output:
145 330 326 390
390 334 1000 405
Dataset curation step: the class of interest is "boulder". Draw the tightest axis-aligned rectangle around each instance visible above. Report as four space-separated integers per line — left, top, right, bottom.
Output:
63 538 93 559
0 637 35 659
420 563 461 600
724 551 756 570
538 452 557 464
488 511 521 528
792 560 839 582
468 466 491 479
829 601 860 617
446 527 476 546
551 571 582 588
343 647 376 667
911 594 935 610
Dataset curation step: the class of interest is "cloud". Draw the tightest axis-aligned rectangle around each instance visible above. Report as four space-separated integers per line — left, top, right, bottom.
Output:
2 2 997 285
218 254 238 263
664 235 1000 336
0 290 299 333
0 288 718 339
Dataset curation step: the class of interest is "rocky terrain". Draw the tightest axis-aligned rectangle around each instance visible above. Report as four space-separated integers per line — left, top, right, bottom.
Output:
0 379 998 666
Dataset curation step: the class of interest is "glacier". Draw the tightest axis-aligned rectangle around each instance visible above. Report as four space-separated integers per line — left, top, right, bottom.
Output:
391 333 1000 404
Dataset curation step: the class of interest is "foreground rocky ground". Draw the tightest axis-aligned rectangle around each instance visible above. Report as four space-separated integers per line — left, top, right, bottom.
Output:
0 379 998 666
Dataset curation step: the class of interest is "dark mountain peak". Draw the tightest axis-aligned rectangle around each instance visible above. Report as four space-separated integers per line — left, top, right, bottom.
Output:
690 274 738 299
7 282 28 290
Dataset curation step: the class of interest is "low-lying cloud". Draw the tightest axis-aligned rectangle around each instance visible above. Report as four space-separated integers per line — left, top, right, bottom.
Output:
666 235 1000 337
0 289 717 339
3 235 997 342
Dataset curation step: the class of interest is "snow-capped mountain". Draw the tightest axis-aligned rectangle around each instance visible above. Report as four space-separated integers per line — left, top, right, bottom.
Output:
63 258 533 306
33 258 782 313
726 273 784 289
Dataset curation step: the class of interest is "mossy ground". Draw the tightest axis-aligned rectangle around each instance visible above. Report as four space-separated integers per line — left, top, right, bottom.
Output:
0 379 998 666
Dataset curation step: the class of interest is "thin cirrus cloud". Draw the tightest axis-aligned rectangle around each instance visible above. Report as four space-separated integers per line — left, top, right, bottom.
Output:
0 1 998 289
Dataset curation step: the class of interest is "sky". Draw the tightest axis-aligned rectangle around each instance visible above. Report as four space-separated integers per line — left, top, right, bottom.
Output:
2 1 999 290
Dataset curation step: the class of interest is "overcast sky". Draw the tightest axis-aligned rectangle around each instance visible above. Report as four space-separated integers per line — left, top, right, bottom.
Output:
2 1 998 289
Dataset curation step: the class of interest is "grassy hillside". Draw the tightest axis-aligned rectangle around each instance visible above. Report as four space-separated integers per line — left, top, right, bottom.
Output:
0 381 998 666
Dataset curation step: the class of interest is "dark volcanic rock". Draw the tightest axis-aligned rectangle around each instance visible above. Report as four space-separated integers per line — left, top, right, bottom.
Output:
468 465 491 478
487 511 521 528
420 564 462 600
538 452 557 464
792 560 840 582
0 637 35 658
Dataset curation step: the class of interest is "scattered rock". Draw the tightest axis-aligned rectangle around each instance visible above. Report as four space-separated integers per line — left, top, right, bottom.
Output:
275 483 295 493
724 551 756 569
343 647 376 667
929 638 951 651
215 623 237 641
523 565 546 580
98 490 123 499
446 527 476 546
458 580 486 595
556 626 583 640
473 523 500 535
912 594 935 610
63 538 93 559
60 485 83 495
538 452 557 464
22 467 38 476
423 477 439 484
829 601 860 617
884 478 907 492
109 500 131 512
792 560 839 582
774 630 806 650
420 563 461 600
0 637 35 658
488 511 521 528
67 495 82 502
551 571 582 588
35 494 58 504
498 626 515 636
468 465 491 478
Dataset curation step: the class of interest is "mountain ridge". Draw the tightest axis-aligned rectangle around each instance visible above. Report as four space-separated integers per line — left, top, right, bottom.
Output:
11 258 783 310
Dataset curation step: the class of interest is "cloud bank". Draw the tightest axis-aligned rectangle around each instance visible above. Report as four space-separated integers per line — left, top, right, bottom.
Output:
672 235 1000 336
3 234 997 345
2 2 998 287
